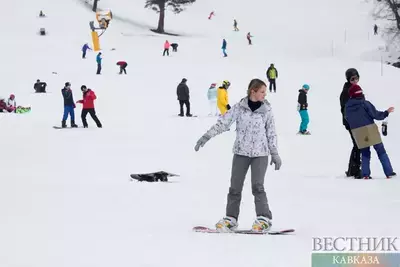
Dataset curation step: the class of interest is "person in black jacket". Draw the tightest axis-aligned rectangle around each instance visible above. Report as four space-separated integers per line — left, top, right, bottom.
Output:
176 78 192 117
297 84 310 135
61 82 78 128
340 68 361 178
34 79 47 93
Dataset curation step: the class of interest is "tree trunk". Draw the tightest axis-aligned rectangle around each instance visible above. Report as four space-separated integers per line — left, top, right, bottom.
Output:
386 0 400 31
156 2 166 33
92 0 98 12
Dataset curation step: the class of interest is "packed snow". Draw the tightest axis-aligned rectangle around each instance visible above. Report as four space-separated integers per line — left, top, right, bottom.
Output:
0 0 399 266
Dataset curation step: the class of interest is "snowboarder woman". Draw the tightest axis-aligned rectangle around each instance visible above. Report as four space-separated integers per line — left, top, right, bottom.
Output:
207 83 218 116
345 84 396 179
297 84 310 135
194 78 282 233
76 85 102 128
247 32 253 45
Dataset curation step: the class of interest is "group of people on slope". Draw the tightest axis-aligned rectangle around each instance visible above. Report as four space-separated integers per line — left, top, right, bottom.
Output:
60 82 102 128
0 94 31 113
340 68 396 179
81 44 128 75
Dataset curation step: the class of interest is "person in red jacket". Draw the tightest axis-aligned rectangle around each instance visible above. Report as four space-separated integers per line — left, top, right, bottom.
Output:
76 85 102 128
116 61 128 74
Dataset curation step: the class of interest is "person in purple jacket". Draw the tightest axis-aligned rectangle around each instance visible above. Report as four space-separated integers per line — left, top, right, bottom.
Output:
345 83 396 179
82 43 92 59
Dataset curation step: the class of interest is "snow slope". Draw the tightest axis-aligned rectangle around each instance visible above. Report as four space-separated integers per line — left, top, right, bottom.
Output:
0 0 400 266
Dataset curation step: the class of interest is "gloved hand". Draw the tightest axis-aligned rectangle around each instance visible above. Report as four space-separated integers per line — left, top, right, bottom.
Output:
194 134 211 151
270 153 282 170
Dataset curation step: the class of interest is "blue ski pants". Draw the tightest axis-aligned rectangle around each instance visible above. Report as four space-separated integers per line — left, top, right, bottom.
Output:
63 106 75 121
299 110 309 132
360 142 393 177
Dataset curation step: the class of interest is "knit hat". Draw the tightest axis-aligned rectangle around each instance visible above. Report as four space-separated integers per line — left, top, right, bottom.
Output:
349 84 363 98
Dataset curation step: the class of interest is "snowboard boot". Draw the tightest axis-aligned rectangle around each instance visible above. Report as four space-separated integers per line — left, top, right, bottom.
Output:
178 113 184 117
387 172 397 179
62 120 67 128
252 216 272 233
364 176 372 179
186 114 193 117
298 130 311 135
215 216 238 233
71 120 78 128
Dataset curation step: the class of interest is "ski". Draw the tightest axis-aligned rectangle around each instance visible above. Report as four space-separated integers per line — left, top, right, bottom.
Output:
192 226 294 235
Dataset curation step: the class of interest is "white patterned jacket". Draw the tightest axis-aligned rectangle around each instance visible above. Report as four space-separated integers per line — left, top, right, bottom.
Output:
205 97 278 157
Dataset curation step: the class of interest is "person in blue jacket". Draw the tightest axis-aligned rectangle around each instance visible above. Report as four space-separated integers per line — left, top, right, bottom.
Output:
82 43 91 59
222 39 227 57
297 84 310 135
61 82 78 128
96 52 102 74
345 83 396 179
207 83 218 116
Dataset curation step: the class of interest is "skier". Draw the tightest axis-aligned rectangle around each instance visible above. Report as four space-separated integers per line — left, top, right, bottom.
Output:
233 19 239 31
116 61 128 74
194 78 282 233
345 83 396 179
208 11 215 20
163 40 170 56
61 82 78 128
217 80 231 115
340 68 361 178
96 52 102 74
266 64 278 92
247 32 253 45
374 24 378 35
176 78 192 117
222 39 227 57
207 83 218 116
34 79 47 93
82 43 92 59
297 84 310 135
76 85 102 128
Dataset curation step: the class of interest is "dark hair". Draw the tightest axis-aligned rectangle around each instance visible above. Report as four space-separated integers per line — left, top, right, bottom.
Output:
247 79 267 97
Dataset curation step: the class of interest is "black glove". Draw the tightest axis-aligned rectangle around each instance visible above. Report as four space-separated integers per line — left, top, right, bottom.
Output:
227 104 231 110
382 122 388 136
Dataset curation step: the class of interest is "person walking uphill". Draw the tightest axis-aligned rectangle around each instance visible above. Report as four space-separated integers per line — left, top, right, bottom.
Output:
176 78 192 117
345 84 396 179
340 68 361 178
194 78 282 233
76 85 102 128
61 82 78 128
297 84 311 135
266 64 278 92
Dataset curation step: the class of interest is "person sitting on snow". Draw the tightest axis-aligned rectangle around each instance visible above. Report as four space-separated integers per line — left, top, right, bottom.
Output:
6 94 16 113
0 97 6 112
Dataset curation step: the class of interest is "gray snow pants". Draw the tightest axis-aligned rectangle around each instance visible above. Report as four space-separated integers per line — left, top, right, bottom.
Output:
226 154 272 220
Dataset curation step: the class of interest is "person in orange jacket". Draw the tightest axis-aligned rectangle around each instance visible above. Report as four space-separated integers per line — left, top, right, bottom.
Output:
217 80 231 115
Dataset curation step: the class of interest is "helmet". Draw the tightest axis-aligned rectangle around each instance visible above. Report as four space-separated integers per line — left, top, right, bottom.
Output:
345 68 359 81
222 80 231 88
302 84 310 90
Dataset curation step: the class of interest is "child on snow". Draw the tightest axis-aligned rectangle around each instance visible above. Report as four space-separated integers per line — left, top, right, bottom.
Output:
207 83 218 116
297 84 310 135
194 78 282 233
217 80 231 115
345 83 396 179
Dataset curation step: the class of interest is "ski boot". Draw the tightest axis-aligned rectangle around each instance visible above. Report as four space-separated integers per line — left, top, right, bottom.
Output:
251 216 272 233
215 216 237 233
71 120 78 128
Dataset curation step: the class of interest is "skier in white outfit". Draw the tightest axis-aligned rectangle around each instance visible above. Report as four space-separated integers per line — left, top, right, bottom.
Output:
207 83 218 116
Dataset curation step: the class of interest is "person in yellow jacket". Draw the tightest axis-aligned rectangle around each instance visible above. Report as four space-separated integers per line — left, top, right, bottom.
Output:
266 63 278 93
217 80 231 115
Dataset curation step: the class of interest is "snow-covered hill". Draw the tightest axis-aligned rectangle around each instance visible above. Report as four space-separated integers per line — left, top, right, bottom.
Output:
1 0 399 266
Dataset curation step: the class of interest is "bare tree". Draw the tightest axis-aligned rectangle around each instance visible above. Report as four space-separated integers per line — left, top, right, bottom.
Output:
372 0 400 44
145 0 196 33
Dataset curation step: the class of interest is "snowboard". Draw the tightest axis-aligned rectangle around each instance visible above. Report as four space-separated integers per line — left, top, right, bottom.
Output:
177 115 198 118
53 126 83 129
130 171 179 182
193 226 295 235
